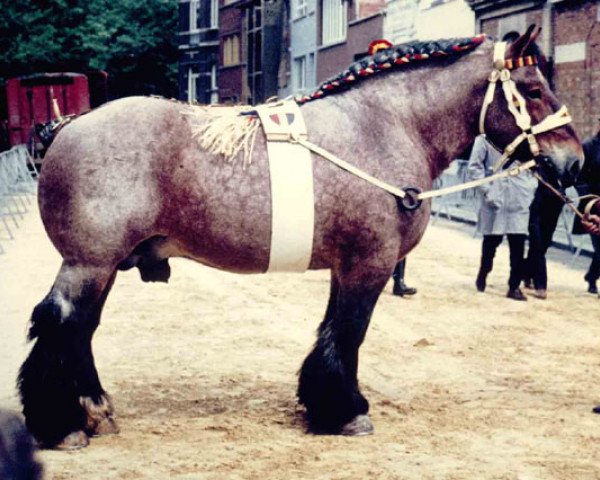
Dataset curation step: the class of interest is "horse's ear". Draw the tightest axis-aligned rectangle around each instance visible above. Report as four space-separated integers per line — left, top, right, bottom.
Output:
506 24 541 58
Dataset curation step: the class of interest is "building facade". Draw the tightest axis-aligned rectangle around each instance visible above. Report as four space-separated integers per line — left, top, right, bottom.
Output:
217 0 290 105
416 0 475 40
315 0 386 83
290 0 319 95
468 0 600 139
178 0 220 104
218 0 245 103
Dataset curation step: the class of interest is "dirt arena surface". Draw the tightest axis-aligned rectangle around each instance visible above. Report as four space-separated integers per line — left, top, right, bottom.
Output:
2 204 600 480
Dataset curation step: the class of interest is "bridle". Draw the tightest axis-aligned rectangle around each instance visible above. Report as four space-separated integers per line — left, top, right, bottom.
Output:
276 38 576 211
478 41 572 173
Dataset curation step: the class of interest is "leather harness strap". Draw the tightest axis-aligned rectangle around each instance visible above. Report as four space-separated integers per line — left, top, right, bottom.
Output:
290 134 537 201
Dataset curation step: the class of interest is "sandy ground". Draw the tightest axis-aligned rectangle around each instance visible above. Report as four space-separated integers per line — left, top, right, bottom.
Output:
1 203 600 480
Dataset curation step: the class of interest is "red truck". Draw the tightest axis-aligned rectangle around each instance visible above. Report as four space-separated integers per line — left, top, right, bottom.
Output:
1 71 108 158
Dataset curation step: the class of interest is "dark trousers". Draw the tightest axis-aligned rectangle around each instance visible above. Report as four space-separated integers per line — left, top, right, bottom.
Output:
479 234 526 290
586 234 600 282
392 259 406 282
525 187 563 290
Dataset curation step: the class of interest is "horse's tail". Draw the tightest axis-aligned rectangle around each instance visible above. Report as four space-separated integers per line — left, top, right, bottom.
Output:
34 116 76 157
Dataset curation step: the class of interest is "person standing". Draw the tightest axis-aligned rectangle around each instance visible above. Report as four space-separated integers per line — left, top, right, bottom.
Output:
392 258 417 297
572 121 600 294
522 181 565 299
578 206 600 414
467 135 536 301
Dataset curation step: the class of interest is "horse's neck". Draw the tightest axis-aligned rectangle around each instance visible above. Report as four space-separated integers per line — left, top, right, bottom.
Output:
328 46 492 179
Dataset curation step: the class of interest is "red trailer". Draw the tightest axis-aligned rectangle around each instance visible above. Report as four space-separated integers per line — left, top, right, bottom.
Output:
6 72 91 151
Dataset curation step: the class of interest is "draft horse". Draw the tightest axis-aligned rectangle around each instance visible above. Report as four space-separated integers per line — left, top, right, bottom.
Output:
18 26 583 448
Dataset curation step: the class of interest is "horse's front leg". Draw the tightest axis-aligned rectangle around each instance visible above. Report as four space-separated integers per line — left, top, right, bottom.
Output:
298 255 393 435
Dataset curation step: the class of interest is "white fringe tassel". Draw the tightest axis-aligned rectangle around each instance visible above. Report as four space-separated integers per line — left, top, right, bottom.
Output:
185 105 261 166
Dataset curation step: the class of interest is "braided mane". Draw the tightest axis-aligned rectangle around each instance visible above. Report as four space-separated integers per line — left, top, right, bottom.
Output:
295 34 487 105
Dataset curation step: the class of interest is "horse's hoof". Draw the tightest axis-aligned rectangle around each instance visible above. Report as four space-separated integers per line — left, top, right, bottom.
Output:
341 414 374 436
89 417 119 437
55 430 89 450
80 394 119 437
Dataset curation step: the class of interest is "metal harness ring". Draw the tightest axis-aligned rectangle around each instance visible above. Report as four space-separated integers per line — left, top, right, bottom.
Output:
398 187 422 211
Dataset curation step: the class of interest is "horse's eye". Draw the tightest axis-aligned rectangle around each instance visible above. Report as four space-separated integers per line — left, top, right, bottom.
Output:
527 88 542 100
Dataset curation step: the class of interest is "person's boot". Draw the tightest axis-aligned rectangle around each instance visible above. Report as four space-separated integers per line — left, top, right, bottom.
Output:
507 288 527 301
393 280 417 297
584 274 598 294
532 289 547 300
475 271 486 292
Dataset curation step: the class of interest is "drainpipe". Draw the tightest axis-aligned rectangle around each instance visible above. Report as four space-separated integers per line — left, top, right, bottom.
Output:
541 0 552 58
541 0 554 89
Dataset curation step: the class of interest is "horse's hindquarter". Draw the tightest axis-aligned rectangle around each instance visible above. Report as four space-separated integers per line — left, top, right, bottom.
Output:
39 97 179 266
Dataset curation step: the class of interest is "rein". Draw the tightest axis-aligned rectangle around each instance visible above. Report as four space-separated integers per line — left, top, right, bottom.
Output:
286 39 573 211
532 172 600 220
290 134 537 210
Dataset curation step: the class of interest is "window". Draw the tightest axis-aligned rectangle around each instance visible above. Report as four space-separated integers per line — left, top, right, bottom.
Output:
295 0 309 18
189 0 199 32
211 0 219 28
294 56 306 92
223 35 240 66
322 0 346 45
187 68 199 102
210 64 219 104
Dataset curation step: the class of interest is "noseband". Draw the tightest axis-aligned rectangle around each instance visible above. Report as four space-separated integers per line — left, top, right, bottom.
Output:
479 41 572 172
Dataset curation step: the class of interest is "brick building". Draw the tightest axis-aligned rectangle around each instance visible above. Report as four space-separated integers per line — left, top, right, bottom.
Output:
178 0 220 104
468 0 600 139
315 0 386 82
218 0 289 104
218 0 245 102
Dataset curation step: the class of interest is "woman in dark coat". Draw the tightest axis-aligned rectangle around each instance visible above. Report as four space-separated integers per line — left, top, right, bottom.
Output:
572 124 600 294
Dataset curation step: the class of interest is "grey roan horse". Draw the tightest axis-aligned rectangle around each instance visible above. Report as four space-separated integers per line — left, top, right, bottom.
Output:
18 27 582 449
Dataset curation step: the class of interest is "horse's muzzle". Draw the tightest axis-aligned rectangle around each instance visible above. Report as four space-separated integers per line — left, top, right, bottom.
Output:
538 152 583 188
561 154 583 188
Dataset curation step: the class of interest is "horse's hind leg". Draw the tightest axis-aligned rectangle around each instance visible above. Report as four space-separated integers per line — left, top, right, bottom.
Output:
298 258 392 435
18 262 118 449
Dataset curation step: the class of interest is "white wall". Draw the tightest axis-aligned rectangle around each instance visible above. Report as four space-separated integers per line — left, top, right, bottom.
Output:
416 0 475 41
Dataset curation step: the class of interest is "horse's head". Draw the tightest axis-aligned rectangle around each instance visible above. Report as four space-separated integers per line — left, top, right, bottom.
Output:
481 25 583 186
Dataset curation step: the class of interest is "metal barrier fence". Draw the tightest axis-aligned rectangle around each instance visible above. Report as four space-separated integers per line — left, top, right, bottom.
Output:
431 160 593 257
0 145 38 254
